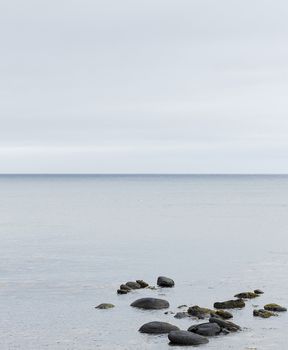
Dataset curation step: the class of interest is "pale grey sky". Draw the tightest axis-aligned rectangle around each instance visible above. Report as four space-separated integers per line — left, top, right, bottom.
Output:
1 0 288 173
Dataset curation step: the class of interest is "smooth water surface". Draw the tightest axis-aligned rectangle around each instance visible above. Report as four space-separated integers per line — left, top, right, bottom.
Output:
0 175 287 349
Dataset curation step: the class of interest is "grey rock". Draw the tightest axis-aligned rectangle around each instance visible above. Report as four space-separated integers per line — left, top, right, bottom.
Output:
209 317 241 332
254 289 264 294
120 284 132 291
174 312 190 319
139 321 179 334
95 303 115 309
187 305 214 319
131 297 169 310
188 322 221 336
157 276 175 288
117 289 128 294
136 280 149 288
126 281 141 289
168 330 209 345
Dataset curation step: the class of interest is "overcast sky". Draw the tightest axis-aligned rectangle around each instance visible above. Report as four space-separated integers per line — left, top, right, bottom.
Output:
1 0 288 173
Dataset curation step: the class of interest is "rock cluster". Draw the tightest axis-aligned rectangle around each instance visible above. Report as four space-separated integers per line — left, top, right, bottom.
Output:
117 279 149 294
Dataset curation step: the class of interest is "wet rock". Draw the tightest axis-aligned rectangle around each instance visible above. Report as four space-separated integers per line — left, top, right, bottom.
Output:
253 309 277 318
234 292 259 299
188 305 214 319
168 330 209 345
120 284 132 291
131 297 169 310
178 304 187 309
254 289 264 294
209 317 241 332
95 303 115 309
164 311 175 315
174 312 190 319
157 276 175 288
188 322 221 336
264 304 287 312
214 299 245 309
139 321 179 334
214 310 233 319
126 281 141 289
136 280 149 288
117 289 128 294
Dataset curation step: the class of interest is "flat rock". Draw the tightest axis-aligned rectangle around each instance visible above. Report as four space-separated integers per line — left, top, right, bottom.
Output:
253 309 277 318
95 303 115 309
139 321 179 334
188 322 221 336
126 281 141 289
234 292 259 299
131 297 169 310
157 276 175 288
168 330 209 346
214 299 245 309
209 317 241 332
214 310 233 319
264 304 287 312
174 312 190 319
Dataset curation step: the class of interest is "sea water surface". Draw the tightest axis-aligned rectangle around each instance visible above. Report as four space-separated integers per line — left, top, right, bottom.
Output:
0 175 287 349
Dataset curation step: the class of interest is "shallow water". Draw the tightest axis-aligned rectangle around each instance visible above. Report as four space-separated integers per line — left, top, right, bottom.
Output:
0 175 287 349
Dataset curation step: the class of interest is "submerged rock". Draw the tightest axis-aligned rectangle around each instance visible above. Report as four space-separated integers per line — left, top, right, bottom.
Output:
126 281 141 289
188 322 221 336
157 276 175 288
214 310 233 320
234 292 259 299
264 304 287 312
253 309 277 318
168 330 209 345
214 299 245 309
139 321 179 334
131 297 169 310
178 304 187 309
95 303 115 309
254 289 264 294
188 305 214 319
209 317 241 332
174 312 190 319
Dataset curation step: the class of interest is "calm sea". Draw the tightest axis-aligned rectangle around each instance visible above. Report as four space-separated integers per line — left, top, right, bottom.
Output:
0 175 287 349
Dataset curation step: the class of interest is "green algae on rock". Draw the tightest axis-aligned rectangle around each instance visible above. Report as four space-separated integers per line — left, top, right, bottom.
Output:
214 299 245 309
253 309 277 318
234 292 259 299
264 304 287 312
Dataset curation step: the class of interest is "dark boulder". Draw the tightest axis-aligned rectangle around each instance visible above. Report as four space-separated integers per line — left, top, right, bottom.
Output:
126 281 141 289
168 330 209 345
214 310 233 319
139 321 179 334
214 299 245 309
254 289 264 294
120 284 132 291
234 292 259 299
264 304 287 312
188 305 214 319
131 297 169 310
253 309 276 318
157 276 175 288
136 280 149 288
188 322 221 336
209 317 241 332
117 289 128 294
